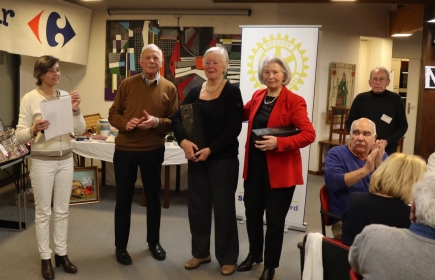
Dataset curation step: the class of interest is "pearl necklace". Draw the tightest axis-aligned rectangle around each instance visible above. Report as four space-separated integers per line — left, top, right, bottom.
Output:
205 79 224 93
263 94 278 105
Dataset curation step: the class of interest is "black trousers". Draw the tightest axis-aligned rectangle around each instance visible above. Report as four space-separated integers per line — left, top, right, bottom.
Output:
114 147 164 249
188 157 239 265
244 162 295 268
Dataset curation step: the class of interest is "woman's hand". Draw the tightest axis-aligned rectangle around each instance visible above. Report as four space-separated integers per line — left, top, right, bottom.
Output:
255 135 278 152
180 139 198 161
194 147 212 162
33 118 50 135
71 91 81 111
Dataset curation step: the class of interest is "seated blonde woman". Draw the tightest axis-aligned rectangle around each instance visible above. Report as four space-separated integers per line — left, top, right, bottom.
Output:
341 153 427 246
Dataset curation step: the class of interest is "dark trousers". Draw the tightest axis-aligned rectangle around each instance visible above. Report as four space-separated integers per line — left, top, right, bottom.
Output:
114 147 164 249
188 157 239 265
244 163 295 268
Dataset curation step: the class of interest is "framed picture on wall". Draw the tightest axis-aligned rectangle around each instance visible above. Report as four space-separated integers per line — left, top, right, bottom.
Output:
70 166 99 205
326 63 356 124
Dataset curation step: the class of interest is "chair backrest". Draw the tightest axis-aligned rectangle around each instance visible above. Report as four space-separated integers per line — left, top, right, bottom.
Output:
322 237 350 280
349 268 363 280
320 184 343 236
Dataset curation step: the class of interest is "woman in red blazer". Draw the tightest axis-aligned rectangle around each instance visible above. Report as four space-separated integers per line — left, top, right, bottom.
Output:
237 55 315 280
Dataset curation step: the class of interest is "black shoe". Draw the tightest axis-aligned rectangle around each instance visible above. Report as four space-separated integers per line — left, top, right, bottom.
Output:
41 259 54 280
116 249 132 265
148 243 166 261
55 254 78 274
237 253 263 272
259 267 275 280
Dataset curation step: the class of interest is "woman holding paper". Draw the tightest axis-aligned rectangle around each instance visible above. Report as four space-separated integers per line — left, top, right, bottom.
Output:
172 47 244 276
15 55 85 280
238 55 315 280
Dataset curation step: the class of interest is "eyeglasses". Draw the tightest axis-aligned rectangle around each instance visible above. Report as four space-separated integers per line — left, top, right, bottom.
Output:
370 77 388 83
47 68 61 74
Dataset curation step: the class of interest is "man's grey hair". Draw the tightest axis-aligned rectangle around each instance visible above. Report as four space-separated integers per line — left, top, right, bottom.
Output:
257 55 292 86
370 66 390 80
350 118 377 136
412 172 435 228
140 44 162 60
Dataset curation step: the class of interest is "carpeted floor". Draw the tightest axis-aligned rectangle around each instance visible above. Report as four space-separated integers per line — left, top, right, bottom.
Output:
0 173 325 280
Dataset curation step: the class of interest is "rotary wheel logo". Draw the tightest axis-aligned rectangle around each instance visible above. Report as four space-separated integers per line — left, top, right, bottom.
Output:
247 34 309 91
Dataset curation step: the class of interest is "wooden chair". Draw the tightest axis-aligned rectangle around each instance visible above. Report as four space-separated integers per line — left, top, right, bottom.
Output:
317 106 350 174
320 184 342 236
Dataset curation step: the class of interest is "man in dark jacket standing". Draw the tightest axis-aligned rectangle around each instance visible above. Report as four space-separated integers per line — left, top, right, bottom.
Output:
345 66 407 155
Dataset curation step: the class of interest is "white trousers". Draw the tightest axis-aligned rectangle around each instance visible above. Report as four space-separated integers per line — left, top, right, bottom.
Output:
30 157 74 260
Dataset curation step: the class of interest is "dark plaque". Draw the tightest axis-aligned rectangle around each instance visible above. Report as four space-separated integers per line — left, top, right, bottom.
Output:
180 103 206 150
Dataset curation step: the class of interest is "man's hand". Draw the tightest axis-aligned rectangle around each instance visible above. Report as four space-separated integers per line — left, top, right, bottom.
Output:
373 140 385 168
364 148 378 173
126 117 145 131
137 110 158 129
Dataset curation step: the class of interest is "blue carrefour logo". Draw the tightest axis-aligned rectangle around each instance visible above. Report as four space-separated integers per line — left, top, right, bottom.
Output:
28 11 76 47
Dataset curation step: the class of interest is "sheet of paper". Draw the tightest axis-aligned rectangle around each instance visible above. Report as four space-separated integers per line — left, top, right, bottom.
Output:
40 96 74 140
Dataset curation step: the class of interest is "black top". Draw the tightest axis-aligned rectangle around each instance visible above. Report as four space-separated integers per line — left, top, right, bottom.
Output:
341 192 411 246
172 82 244 160
249 96 277 167
345 90 408 155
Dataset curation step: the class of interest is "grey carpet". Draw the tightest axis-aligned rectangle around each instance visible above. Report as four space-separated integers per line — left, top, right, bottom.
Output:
0 174 325 280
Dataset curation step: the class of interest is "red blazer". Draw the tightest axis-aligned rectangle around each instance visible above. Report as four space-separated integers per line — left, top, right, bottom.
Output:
243 87 316 188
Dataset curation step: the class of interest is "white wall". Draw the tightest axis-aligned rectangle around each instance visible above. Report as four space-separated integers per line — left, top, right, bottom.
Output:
19 3 398 172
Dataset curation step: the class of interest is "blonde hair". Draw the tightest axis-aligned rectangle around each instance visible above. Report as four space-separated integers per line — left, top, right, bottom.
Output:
369 153 427 204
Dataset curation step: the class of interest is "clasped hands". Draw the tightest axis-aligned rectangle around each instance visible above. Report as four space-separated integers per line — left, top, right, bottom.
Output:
255 135 278 152
126 110 157 131
180 139 211 162
364 139 385 172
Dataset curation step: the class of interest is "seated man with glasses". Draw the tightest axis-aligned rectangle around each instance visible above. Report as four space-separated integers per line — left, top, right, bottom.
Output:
345 67 408 155
325 118 387 239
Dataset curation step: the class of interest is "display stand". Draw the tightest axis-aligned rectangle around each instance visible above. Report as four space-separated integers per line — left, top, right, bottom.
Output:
0 155 29 231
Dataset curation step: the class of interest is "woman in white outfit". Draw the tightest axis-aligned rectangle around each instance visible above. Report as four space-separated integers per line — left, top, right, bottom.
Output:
15 55 86 280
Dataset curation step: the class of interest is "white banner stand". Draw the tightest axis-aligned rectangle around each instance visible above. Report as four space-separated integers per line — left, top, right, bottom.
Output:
237 25 321 232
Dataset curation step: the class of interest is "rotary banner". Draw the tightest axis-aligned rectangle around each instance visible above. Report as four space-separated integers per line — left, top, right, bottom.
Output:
238 25 320 231
0 0 91 65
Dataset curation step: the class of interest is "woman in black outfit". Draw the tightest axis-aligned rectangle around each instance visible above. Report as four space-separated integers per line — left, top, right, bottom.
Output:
172 47 244 276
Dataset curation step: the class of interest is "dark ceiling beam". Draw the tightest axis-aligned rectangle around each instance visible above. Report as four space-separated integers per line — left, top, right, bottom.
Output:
213 0 435 4
389 5 424 36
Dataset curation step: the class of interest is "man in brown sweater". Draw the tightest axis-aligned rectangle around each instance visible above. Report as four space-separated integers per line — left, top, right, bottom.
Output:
108 44 178 265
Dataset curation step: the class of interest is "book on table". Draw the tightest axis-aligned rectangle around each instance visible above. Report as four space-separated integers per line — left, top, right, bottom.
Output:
180 103 206 150
252 125 300 141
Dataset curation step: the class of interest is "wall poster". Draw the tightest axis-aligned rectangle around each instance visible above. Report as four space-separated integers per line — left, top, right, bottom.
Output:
105 21 229 101
327 62 356 124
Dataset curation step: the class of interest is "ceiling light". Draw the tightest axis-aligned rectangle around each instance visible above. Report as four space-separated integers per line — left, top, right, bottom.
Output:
331 0 356 2
107 9 252 16
427 19 435 23
391 33 413 37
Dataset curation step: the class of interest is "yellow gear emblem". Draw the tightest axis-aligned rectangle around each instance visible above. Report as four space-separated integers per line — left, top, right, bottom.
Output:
247 34 309 91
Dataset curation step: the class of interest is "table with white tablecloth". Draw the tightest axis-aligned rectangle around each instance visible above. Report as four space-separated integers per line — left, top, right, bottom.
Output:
71 140 187 208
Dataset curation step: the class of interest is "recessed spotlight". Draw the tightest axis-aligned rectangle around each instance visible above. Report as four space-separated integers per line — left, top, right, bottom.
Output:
391 33 413 37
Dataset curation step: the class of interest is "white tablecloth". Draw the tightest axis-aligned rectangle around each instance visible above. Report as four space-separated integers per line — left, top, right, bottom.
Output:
71 140 187 165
